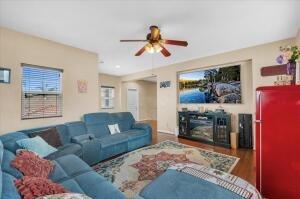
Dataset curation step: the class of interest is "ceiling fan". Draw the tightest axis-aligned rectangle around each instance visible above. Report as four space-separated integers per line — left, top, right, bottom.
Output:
120 25 188 57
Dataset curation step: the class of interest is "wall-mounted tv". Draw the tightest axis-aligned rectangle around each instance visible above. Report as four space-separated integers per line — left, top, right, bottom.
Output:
179 65 241 104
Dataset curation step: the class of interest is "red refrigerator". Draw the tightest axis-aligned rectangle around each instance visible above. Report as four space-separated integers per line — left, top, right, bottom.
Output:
256 85 300 199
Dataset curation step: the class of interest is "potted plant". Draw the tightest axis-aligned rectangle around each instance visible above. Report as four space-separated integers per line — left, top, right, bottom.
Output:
276 46 300 85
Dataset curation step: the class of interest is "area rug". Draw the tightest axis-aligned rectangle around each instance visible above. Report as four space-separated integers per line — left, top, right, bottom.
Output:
93 140 239 199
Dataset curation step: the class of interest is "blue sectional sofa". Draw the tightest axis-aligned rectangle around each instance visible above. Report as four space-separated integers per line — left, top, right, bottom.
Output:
0 112 152 199
0 140 125 199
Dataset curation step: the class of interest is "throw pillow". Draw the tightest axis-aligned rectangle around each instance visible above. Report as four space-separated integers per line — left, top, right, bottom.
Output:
114 124 121 133
17 136 57 157
15 176 68 199
29 127 62 148
37 193 92 199
11 150 54 178
108 124 121 134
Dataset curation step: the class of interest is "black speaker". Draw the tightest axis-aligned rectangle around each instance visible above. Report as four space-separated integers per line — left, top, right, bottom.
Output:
238 114 253 148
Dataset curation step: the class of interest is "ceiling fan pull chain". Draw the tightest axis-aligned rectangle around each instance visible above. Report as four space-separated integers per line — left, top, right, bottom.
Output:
151 54 154 76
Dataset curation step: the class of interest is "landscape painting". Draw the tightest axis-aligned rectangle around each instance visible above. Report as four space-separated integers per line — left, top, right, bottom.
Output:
179 65 241 104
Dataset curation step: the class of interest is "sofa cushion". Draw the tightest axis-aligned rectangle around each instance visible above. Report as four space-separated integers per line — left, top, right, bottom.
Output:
50 154 92 183
98 134 128 148
66 121 88 139
132 123 152 135
123 129 149 140
2 150 23 179
60 171 125 199
98 134 128 161
123 129 150 151
110 112 135 132
2 172 21 199
83 112 112 138
46 143 82 160
29 127 62 148
71 134 95 144
0 132 29 152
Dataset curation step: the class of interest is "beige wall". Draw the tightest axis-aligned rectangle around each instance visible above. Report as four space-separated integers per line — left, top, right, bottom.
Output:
296 29 300 46
98 74 157 121
0 26 297 136
98 73 122 112
122 80 157 121
122 38 296 134
0 27 99 134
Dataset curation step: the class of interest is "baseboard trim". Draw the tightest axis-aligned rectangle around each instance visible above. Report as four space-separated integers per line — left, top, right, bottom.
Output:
158 129 174 135
138 118 156 122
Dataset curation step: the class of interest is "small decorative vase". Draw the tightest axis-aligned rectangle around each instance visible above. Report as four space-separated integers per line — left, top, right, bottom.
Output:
287 61 297 85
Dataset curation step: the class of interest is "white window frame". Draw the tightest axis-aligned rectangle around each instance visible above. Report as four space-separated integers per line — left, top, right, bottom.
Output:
100 86 115 109
21 63 63 119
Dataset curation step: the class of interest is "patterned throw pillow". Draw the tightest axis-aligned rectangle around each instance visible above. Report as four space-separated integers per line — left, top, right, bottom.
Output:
11 150 54 178
29 127 62 148
15 176 68 199
108 124 121 134
37 193 92 199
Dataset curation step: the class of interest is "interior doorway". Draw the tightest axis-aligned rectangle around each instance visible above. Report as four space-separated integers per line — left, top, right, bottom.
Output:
127 88 139 120
123 76 157 122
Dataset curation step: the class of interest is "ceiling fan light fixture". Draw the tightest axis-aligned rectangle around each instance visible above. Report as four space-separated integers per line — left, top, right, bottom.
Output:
145 43 162 54
145 43 155 54
153 43 162 52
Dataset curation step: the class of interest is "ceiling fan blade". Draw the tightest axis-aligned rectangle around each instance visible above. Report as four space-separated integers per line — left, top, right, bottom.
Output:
135 46 146 56
161 39 188 47
120 40 148 42
150 26 160 40
159 44 171 57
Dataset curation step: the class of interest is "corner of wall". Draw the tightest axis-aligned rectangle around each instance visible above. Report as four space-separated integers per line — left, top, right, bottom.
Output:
296 29 300 46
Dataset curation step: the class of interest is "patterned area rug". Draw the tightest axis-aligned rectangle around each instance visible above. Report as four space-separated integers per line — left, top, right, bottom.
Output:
93 140 239 199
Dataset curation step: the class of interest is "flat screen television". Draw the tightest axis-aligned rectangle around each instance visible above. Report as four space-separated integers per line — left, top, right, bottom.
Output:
178 65 241 104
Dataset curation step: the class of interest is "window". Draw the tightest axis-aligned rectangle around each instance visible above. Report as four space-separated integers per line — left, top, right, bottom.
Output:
21 64 63 119
100 86 114 109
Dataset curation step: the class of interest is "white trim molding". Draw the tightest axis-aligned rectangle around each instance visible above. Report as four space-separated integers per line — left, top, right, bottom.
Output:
127 88 139 121
158 129 175 135
138 118 155 122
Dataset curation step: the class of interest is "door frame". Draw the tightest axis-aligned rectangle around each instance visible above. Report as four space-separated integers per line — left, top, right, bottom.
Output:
127 88 139 121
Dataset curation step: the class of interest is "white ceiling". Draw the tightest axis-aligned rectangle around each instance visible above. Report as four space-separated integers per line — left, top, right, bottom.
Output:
0 0 299 76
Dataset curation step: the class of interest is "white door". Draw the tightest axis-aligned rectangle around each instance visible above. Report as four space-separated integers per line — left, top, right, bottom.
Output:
127 89 139 120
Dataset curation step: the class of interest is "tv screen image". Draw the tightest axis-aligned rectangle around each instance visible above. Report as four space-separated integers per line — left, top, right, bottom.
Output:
179 65 241 104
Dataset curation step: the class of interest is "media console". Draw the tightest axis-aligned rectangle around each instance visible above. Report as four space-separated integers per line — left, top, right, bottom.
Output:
178 111 231 148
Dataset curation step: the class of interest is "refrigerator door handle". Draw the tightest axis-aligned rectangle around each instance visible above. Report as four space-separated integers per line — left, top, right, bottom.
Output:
257 93 263 194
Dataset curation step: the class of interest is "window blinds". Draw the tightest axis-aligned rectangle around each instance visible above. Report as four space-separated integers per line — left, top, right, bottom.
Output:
101 86 115 109
21 64 63 119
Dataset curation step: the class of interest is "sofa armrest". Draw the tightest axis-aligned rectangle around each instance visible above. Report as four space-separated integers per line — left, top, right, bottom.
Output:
132 123 152 132
71 137 101 165
71 133 95 144
132 123 152 143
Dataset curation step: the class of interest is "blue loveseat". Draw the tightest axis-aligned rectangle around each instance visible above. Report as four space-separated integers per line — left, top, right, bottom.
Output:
0 112 152 199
